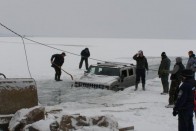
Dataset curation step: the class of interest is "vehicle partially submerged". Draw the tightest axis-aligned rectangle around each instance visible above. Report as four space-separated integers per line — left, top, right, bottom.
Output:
0 73 38 127
75 62 136 91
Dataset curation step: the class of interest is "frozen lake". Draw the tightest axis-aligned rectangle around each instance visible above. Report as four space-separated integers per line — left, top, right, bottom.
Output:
0 37 192 106
1 37 196 131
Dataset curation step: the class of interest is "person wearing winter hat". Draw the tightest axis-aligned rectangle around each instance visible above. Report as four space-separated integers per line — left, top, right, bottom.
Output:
173 69 195 131
158 52 171 95
133 50 148 91
51 52 66 81
165 57 185 108
161 52 166 57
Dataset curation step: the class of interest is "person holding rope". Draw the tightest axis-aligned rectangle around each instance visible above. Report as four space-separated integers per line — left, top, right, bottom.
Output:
51 52 66 81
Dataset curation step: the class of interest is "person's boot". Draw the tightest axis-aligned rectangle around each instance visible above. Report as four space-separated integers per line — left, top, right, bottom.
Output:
142 83 145 91
55 74 58 81
57 75 62 81
86 64 89 71
134 83 138 91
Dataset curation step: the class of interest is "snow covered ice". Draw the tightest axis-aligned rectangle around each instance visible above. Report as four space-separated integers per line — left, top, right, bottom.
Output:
0 37 196 131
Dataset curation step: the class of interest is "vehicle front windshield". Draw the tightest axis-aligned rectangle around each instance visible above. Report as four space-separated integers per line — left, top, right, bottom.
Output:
88 66 120 76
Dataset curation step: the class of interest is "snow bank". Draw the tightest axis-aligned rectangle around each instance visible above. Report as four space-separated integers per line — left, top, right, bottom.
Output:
9 106 45 131
24 118 56 131
8 105 119 131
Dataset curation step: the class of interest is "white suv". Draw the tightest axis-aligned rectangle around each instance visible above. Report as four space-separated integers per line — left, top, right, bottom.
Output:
75 62 136 91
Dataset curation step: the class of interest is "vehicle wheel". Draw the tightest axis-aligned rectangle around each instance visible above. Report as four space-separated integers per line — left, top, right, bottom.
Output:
112 85 119 91
120 88 124 91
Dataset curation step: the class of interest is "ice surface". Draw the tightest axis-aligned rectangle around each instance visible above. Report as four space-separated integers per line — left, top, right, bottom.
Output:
1 37 196 131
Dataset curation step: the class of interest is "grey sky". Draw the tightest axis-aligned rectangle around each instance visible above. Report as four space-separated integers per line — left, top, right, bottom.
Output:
0 0 196 39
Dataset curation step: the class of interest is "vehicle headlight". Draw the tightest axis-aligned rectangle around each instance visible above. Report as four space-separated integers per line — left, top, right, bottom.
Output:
75 82 79 86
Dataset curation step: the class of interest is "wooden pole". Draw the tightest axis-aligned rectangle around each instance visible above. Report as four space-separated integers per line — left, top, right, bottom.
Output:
119 126 134 131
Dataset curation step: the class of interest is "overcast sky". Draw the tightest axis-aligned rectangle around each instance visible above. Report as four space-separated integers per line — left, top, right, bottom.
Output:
0 0 196 39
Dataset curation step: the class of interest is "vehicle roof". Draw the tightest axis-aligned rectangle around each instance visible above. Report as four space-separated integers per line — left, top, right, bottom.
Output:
91 62 135 68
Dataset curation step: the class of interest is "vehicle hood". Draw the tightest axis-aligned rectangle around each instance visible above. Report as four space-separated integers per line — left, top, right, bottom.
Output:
76 74 119 85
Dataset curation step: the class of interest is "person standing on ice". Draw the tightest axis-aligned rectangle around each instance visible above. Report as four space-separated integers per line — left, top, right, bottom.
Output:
51 52 66 81
79 48 90 70
158 52 171 95
165 57 185 108
133 50 148 91
186 50 195 70
186 50 196 77
173 69 195 131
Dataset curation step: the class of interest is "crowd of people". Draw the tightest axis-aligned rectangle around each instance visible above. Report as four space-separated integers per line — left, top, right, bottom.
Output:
171 51 196 131
50 49 196 131
133 50 196 131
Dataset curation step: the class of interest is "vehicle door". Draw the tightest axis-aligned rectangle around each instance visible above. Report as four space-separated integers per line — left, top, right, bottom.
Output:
120 69 130 87
127 67 136 86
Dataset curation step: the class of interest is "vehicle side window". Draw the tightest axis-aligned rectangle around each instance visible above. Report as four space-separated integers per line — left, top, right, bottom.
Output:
122 70 127 77
128 69 133 76
98 68 103 75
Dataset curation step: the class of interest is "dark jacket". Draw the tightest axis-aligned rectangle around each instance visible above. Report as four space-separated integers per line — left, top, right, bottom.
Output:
81 48 90 58
174 78 195 111
158 56 171 76
51 54 64 67
133 54 148 70
170 63 185 81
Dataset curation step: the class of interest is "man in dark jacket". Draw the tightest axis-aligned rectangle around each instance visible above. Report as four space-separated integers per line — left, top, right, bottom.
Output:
133 50 148 91
173 69 195 131
79 48 90 70
158 52 171 94
51 52 66 81
165 57 185 108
